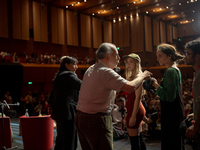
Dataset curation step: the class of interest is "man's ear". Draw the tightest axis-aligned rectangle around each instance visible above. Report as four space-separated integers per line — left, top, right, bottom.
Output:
65 63 69 69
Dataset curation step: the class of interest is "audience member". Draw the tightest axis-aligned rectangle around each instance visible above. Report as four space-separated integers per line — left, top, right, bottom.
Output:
75 43 151 150
152 43 185 150
144 100 161 138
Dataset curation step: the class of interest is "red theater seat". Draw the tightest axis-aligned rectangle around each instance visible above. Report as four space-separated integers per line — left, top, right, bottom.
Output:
0 116 12 148
20 115 54 150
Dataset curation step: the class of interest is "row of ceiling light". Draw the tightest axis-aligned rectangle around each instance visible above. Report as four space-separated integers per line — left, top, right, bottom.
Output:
65 0 197 24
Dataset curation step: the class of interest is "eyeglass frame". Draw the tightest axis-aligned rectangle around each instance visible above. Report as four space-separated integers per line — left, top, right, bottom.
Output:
185 52 193 57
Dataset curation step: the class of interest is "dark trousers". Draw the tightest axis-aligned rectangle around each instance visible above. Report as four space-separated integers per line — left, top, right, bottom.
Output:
75 111 113 150
54 119 77 150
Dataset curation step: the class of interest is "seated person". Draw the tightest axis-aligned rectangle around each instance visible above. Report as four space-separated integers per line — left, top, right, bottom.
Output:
112 97 126 129
143 100 161 138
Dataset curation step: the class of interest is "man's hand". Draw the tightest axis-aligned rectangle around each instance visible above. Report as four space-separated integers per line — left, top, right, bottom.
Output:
142 70 152 80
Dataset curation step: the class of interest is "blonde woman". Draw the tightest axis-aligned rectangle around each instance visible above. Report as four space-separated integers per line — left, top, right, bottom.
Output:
123 53 146 150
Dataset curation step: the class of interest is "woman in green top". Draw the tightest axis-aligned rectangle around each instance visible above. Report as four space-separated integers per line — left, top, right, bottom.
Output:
152 43 185 150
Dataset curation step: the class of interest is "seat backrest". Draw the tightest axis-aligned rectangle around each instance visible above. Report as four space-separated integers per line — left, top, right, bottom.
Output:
20 115 54 150
0 116 12 148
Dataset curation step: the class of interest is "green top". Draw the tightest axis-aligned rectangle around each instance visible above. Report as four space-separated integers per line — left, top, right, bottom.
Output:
155 67 182 102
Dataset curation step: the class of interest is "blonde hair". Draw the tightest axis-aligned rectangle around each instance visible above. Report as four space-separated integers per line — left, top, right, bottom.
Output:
125 58 142 81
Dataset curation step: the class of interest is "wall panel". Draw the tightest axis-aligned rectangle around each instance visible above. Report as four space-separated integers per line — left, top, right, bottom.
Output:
12 0 22 39
40 4 48 42
167 24 172 43
21 0 29 40
92 17 102 48
113 23 119 46
51 7 64 44
145 16 152 52
118 21 123 47
13 0 29 40
153 19 159 46
103 21 112 43
123 19 130 47
131 16 144 52
33 1 41 41
173 26 178 40
80 14 91 48
66 10 78 46
58 8 65 44
0 0 8 38
160 21 166 43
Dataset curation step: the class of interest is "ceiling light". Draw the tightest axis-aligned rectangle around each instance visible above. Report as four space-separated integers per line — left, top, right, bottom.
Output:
98 12 100 14
193 10 195 12
92 13 95 15
71 4 74 6
146 11 148 14
133 2 136 4
77 2 80 4
179 3 181 5
187 1 189 3
153 10 155 12
166 6 169 9
117 7 119 9
160 8 162 10
141 0 143 1
124 16 127 20
192 19 194 21
130 15 133 18
84 0 87 2
119 18 121 21
113 19 116 23
136 12 139 17
191 0 194 2
66 6 68 8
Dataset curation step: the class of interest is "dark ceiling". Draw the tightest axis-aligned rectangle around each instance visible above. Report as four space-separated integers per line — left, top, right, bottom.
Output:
34 0 200 25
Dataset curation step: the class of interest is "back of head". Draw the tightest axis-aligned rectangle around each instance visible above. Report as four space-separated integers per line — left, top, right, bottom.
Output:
185 39 200 56
96 43 116 60
157 43 184 62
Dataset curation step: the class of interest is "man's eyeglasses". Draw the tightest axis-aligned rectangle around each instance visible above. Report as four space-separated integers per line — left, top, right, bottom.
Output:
185 52 193 56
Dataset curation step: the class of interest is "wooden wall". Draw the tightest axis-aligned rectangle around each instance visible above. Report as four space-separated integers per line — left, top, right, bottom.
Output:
0 0 191 67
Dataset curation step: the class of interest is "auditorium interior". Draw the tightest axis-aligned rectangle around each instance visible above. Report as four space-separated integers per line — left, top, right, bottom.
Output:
0 0 200 149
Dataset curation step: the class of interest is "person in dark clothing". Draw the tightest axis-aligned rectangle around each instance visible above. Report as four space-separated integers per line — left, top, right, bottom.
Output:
152 44 185 150
49 56 82 150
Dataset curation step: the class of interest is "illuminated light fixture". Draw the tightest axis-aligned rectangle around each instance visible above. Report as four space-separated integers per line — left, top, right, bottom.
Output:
124 16 127 20
141 0 143 1
179 3 181 5
117 7 119 9
136 12 139 17
193 10 195 12
191 0 194 2
98 12 100 14
28 82 32 85
72 4 74 6
77 2 80 4
153 10 155 12
84 0 87 2
195 0 197 1
66 6 68 8
113 19 116 23
133 2 136 4
187 1 189 3
130 15 133 18
160 8 162 10
146 11 148 14
180 22 182 24
186 20 188 22
166 6 169 9
92 13 95 15
119 18 121 21
192 19 194 21
104 10 106 12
